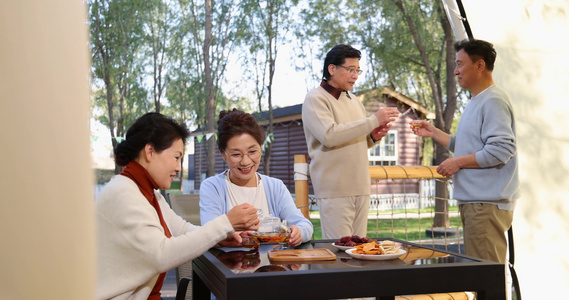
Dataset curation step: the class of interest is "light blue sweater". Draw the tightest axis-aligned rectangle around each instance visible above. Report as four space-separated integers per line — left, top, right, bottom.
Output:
199 172 314 243
447 85 520 210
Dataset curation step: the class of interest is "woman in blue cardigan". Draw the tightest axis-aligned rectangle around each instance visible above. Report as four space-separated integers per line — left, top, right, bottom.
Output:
200 109 313 248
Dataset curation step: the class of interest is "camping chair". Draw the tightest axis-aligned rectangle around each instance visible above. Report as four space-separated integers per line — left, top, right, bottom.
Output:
167 192 201 225
167 192 201 300
175 276 192 300
508 226 522 299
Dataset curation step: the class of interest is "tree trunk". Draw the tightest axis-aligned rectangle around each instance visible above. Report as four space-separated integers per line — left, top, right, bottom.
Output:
104 65 121 175
204 0 215 178
394 0 444 131
433 2 458 228
394 0 457 228
263 38 276 176
94 7 119 174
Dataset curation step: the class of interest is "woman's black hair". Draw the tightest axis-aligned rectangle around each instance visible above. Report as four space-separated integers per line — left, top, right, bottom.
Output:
114 112 190 166
216 109 265 152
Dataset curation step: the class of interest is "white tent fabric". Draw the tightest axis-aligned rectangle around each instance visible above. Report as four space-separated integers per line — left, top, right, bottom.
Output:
452 1 569 299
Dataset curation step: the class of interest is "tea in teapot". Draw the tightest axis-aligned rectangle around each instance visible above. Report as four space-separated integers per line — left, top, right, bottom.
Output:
252 215 291 244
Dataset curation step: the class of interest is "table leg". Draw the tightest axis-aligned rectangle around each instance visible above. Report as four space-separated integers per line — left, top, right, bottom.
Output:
192 269 211 300
477 288 506 300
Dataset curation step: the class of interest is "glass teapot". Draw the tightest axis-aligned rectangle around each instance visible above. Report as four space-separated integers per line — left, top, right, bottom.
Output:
251 215 291 244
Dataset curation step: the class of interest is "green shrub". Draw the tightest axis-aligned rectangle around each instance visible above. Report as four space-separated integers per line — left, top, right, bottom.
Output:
95 169 116 185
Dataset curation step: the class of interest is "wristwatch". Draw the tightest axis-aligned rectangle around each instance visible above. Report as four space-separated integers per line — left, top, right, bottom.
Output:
370 134 379 143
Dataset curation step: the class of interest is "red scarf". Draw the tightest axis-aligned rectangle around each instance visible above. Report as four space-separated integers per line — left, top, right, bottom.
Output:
121 161 171 300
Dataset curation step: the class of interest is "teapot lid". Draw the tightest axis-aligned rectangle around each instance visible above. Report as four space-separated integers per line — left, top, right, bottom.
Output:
259 215 281 224
257 214 288 233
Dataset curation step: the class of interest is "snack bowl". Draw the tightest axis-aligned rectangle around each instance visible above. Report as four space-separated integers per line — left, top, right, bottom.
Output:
345 248 407 261
331 243 355 251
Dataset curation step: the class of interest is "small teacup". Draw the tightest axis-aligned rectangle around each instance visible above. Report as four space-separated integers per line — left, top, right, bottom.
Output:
242 236 260 249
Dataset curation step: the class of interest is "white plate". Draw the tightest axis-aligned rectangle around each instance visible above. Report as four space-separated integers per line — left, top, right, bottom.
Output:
345 248 407 261
331 243 356 251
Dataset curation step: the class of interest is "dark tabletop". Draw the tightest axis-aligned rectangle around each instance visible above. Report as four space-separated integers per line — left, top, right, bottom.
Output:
192 239 505 300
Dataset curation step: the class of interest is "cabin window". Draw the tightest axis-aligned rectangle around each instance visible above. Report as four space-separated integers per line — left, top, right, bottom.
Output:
368 130 397 166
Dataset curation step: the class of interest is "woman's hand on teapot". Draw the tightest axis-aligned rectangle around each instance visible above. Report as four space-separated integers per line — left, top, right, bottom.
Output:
239 231 254 237
288 225 302 247
227 203 260 231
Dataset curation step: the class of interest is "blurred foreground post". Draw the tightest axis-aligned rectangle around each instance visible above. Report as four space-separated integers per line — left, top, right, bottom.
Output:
1 1 95 298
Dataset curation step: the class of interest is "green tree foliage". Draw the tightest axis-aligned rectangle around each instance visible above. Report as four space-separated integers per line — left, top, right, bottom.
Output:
295 0 458 227
296 0 458 160
88 0 463 205
143 0 176 113
175 0 249 176
238 0 299 175
89 0 149 173
89 0 252 176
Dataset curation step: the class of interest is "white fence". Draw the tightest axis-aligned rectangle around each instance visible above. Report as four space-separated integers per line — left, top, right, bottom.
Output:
370 179 456 211
306 179 456 212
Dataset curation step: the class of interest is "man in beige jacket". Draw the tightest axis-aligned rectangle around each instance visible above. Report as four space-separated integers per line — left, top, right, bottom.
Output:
302 44 399 239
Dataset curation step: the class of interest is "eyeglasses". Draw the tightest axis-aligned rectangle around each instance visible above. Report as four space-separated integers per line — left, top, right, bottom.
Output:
223 148 262 163
337 65 363 75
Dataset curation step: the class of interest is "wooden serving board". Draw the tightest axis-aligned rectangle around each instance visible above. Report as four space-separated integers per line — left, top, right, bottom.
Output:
268 249 337 262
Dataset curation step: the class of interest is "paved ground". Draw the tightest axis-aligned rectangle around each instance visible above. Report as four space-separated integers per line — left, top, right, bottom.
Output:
161 268 178 299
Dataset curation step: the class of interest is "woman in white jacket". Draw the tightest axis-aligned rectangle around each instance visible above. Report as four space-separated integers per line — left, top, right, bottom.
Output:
95 112 259 300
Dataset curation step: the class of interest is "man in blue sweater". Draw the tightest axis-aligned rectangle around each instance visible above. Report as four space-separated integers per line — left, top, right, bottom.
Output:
410 39 520 264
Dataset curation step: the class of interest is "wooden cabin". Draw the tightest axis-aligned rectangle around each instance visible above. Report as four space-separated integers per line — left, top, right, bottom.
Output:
190 104 305 192
189 86 434 196
359 87 435 195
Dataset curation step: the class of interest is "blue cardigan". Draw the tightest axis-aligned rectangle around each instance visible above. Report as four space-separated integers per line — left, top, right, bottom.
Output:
199 171 314 243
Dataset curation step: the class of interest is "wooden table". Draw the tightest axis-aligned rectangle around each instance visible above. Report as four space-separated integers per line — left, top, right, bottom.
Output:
192 239 505 300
